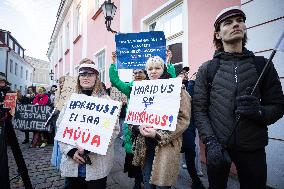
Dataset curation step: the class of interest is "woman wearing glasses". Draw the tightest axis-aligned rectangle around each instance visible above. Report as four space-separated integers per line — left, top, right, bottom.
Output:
58 58 119 189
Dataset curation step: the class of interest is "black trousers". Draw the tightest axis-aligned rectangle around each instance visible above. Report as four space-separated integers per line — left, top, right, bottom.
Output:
184 147 202 184
207 148 267 189
64 176 107 189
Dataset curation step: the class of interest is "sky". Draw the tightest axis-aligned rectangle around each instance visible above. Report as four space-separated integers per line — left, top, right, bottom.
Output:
0 0 61 61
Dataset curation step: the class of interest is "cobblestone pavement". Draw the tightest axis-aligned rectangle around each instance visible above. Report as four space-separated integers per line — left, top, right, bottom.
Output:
7 130 239 189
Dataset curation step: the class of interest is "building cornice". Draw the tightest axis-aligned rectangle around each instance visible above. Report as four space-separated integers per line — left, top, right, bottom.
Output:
47 0 73 59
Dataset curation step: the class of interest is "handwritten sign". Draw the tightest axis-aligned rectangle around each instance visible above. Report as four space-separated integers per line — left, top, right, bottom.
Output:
4 93 17 115
13 104 54 131
110 87 127 103
55 93 121 155
115 31 166 69
125 78 182 131
55 76 77 111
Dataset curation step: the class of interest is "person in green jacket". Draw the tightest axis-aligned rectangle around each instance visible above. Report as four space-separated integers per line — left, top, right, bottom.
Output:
109 50 176 189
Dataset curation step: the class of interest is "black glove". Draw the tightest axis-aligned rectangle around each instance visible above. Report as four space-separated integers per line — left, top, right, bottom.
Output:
235 94 264 120
204 136 226 166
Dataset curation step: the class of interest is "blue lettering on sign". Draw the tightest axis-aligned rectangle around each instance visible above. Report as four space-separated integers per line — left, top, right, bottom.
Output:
115 31 166 69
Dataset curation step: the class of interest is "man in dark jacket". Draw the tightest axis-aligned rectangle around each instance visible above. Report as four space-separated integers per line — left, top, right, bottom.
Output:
193 6 284 189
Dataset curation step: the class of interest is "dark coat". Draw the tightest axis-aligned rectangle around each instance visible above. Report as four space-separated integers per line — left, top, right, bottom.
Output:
193 49 284 151
182 80 196 151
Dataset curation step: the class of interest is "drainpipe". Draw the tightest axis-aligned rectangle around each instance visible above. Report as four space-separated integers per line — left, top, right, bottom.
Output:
5 47 11 80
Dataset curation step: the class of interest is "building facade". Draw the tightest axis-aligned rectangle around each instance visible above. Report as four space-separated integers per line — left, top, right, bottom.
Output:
25 56 52 89
47 0 284 187
0 29 34 94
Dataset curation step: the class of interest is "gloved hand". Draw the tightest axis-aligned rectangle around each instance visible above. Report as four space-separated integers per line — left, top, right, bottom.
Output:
235 94 263 120
204 136 225 166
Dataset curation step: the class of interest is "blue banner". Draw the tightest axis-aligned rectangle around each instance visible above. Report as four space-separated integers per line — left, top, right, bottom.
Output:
115 31 166 69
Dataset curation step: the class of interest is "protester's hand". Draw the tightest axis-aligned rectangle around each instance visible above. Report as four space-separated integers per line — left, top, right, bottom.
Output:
111 51 117 64
205 136 225 166
235 94 263 120
166 49 172 64
73 143 85 164
139 125 156 138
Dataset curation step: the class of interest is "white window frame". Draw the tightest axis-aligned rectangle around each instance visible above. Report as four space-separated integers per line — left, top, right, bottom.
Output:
95 49 106 83
20 66 23 78
65 22 70 49
15 63 18 75
74 3 82 38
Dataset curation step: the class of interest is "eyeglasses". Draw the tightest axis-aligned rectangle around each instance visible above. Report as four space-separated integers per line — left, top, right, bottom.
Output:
79 73 96 78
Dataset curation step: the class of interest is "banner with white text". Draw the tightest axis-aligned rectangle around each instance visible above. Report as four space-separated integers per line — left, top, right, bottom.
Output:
55 93 121 155
125 78 182 131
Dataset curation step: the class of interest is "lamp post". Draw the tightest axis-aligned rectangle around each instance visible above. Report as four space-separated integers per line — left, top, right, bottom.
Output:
101 0 117 33
49 69 54 81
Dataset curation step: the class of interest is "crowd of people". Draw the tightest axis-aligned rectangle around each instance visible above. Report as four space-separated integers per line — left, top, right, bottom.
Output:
1 5 284 189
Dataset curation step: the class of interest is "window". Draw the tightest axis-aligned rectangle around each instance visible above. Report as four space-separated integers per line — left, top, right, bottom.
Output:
59 35 63 58
74 3 82 37
9 38 14 49
15 44 19 54
20 66 23 78
15 63 18 75
147 4 183 38
65 22 70 49
26 70 28 80
14 84 17 90
10 59 13 73
20 48 24 57
96 50 105 83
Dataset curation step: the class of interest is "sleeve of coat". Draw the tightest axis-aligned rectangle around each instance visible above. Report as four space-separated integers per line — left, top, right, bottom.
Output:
259 62 284 125
109 64 132 98
193 62 215 142
167 63 176 78
156 89 190 145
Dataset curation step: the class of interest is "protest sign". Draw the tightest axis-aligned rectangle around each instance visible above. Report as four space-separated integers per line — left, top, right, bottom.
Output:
55 93 121 155
13 104 54 132
125 78 182 131
4 93 17 115
115 31 166 69
55 76 77 111
110 87 127 103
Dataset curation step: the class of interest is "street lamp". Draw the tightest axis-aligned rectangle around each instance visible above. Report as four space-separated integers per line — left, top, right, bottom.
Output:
101 0 117 33
49 69 54 81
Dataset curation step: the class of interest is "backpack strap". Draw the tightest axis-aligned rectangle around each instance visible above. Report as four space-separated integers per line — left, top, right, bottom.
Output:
207 57 220 94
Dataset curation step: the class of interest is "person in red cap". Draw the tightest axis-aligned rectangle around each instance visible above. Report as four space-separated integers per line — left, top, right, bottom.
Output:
193 6 284 189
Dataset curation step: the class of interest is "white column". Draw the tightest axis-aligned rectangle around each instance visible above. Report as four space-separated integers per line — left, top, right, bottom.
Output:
182 0 189 68
118 0 133 82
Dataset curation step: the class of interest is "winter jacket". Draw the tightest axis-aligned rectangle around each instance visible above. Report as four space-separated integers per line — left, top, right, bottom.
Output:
182 80 196 150
32 93 49 105
193 49 284 151
132 89 190 186
58 94 119 181
109 63 177 153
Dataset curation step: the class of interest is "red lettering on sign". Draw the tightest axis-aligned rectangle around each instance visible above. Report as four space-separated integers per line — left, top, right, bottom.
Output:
63 127 73 139
91 135 100 147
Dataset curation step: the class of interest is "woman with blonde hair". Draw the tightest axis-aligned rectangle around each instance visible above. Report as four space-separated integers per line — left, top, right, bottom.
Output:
131 56 190 189
58 58 119 189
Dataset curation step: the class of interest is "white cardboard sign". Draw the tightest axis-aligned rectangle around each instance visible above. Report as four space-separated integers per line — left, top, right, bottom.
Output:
55 93 121 155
